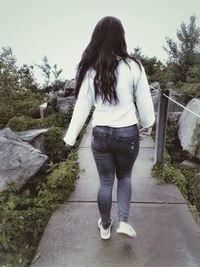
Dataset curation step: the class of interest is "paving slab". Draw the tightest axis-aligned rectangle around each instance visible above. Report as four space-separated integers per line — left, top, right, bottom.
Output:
30 123 200 267
31 203 200 267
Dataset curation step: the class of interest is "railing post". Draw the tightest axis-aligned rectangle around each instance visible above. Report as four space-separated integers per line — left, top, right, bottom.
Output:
154 89 169 163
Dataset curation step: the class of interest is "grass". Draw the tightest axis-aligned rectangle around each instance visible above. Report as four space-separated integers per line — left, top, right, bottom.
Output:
152 161 200 226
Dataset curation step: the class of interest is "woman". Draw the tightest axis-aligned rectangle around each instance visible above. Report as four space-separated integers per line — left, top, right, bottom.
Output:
63 16 155 240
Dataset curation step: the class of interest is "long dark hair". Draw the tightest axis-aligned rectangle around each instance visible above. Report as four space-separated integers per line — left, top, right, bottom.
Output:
75 16 141 104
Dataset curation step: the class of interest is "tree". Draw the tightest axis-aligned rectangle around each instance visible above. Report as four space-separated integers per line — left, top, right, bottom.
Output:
131 47 168 87
52 64 62 81
163 15 200 83
0 46 19 90
37 57 63 90
37 56 51 88
18 64 38 91
0 46 43 125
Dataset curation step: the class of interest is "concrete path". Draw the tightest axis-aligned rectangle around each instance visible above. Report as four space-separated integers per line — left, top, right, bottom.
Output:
30 123 200 267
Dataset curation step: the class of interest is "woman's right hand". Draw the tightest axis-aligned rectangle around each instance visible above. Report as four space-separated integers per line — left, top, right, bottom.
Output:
139 127 152 140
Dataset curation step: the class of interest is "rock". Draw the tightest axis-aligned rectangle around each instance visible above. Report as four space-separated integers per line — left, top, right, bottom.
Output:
168 112 182 124
56 89 65 97
47 90 57 103
64 79 76 97
150 82 161 92
168 89 187 112
57 96 75 112
15 128 48 154
39 102 48 119
180 160 200 169
0 128 48 192
178 98 200 159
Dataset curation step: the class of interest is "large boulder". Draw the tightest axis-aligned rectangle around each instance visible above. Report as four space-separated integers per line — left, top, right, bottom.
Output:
64 79 76 97
39 102 48 119
57 96 75 112
0 128 48 192
15 128 48 154
168 112 182 124
178 98 200 159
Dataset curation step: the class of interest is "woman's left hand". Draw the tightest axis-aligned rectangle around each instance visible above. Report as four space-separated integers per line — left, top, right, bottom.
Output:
139 127 152 140
65 143 73 151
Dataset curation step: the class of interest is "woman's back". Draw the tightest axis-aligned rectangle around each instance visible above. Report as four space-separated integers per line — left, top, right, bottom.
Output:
87 58 141 127
76 58 154 130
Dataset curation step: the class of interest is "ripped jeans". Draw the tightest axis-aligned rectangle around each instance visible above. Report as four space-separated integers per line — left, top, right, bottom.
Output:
91 124 140 228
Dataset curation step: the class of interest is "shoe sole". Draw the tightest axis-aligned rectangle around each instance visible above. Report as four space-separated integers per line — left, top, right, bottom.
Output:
116 228 137 238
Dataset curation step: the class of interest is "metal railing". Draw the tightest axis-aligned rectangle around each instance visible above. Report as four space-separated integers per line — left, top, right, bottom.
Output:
150 85 200 163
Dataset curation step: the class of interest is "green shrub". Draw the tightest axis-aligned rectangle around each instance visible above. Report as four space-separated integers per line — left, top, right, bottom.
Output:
193 125 200 157
0 103 15 125
0 107 92 266
7 108 73 131
179 83 200 101
7 116 38 131
152 162 187 198
44 127 66 162
0 148 79 267
152 162 200 224
41 109 73 128
44 97 58 117
0 89 43 126
178 165 200 212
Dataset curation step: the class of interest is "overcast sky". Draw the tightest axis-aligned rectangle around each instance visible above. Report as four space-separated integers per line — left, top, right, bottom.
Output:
0 0 200 82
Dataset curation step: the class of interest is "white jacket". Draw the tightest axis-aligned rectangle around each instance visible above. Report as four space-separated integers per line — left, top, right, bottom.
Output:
64 58 155 146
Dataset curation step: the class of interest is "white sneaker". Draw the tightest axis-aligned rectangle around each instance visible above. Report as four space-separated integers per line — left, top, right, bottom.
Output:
117 221 137 237
98 218 113 240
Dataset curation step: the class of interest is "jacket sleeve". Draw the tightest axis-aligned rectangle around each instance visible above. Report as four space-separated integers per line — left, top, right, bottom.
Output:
63 73 93 146
134 65 155 128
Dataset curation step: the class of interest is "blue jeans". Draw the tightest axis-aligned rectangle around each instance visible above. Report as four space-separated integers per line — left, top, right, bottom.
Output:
91 124 140 228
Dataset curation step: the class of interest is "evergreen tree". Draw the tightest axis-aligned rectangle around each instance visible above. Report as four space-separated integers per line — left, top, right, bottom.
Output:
163 15 200 83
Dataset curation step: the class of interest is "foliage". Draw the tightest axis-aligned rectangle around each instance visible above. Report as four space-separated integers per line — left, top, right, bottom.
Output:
7 116 38 131
163 15 200 83
152 162 187 198
0 46 38 91
0 47 43 125
43 97 58 117
18 64 38 91
37 56 63 89
177 64 200 100
131 47 168 88
37 56 51 87
152 162 200 224
0 89 43 125
41 108 73 128
7 107 73 131
186 64 200 83
0 148 79 266
0 108 93 266
178 165 200 212
193 125 200 157
45 127 67 163
0 47 66 127
179 83 200 100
